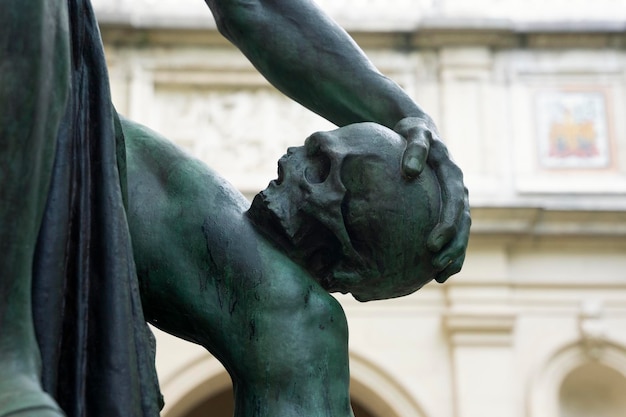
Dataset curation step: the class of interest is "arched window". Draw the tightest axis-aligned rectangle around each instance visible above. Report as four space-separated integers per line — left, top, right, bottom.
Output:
559 362 626 417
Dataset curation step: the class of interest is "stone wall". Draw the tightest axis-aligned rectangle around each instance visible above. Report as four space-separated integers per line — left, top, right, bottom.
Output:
102 22 626 208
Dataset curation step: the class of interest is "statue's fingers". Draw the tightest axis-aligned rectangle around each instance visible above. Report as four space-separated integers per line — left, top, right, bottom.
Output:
427 186 466 253
401 135 429 178
430 193 470 282
431 214 469 267
434 252 465 284
427 140 468 252
394 116 433 178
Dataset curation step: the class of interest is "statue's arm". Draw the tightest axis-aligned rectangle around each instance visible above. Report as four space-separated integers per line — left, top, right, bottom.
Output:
206 0 421 129
204 0 470 282
122 118 353 416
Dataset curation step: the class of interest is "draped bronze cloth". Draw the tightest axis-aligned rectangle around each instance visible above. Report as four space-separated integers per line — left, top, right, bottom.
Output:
31 1 162 415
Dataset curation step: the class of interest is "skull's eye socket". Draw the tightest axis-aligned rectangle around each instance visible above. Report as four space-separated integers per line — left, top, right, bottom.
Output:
305 153 331 184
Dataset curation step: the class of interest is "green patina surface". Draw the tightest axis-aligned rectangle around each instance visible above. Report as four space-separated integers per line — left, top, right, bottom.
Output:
0 1 469 416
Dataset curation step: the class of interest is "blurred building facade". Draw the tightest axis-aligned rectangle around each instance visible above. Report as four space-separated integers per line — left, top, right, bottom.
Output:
93 1 626 416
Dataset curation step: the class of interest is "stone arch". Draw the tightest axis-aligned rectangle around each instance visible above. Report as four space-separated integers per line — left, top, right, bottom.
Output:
559 362 626 417
349 352 429 417
159 351 429 417
526 341 626 417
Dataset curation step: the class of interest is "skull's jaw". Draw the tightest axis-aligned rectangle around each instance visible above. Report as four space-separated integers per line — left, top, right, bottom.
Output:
248 187 431 302
247 188 295 253
247 188 345 290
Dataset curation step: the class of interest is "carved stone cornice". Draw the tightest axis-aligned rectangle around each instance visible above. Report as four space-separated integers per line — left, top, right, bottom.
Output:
98 17 626 50
470 207 626 239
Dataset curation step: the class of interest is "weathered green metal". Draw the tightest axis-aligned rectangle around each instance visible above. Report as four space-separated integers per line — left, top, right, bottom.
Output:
0 1 469 416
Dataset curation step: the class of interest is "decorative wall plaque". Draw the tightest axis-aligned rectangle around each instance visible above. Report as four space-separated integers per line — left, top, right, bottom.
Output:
535 90 611 169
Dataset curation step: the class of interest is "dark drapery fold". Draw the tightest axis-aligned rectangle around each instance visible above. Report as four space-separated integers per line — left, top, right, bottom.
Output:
31 1 162 416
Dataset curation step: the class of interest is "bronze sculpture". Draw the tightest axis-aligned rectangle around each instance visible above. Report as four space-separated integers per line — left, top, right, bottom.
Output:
0 0 469 416
124 120 443 416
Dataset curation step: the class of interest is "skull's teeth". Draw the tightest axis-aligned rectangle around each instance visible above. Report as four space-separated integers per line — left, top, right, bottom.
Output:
276 161 284 185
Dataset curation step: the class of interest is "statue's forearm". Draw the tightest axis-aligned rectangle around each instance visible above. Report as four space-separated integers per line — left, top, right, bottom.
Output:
205 0 427 129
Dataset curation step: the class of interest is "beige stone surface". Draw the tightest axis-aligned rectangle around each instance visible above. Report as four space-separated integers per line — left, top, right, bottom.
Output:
97 3 626 416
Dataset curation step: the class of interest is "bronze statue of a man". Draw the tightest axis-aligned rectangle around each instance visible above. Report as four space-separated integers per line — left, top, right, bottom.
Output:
0 0 469 416
123 120 444 417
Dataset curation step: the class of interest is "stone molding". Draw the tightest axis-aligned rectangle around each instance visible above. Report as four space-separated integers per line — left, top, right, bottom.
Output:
443 310 516 346
99 21 626 50
470 207 626 238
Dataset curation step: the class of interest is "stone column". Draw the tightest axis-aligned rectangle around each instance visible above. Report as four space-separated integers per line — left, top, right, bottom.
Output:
443 310 516 417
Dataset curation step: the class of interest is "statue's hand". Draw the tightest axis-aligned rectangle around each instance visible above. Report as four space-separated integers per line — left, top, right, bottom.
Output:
394 117 470 284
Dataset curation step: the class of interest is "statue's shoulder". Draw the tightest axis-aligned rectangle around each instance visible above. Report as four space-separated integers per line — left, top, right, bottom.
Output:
122 114 249 246
121 116 226 201
121 116 188 172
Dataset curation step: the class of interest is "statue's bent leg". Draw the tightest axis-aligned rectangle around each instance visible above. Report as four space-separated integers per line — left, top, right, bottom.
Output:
0 1 69 416
148 274 354 417
226 284 354 417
